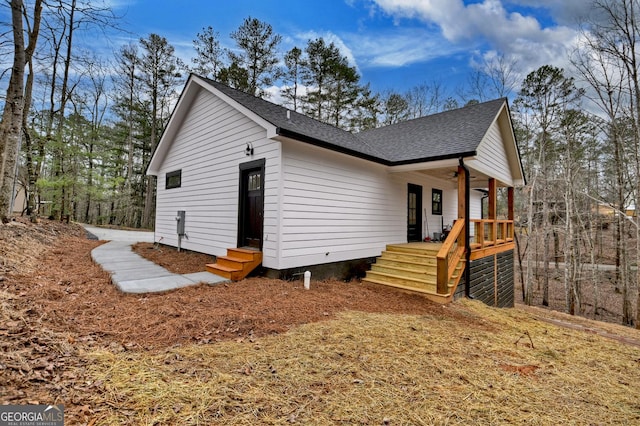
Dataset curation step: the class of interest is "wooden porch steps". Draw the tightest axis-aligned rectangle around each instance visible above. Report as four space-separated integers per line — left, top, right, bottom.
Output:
206 248 262 281
362 243 464 304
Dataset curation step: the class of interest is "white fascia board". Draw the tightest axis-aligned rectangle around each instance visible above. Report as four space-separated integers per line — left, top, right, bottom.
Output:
386 157 473 173
147 77 200 175
498 103 525 185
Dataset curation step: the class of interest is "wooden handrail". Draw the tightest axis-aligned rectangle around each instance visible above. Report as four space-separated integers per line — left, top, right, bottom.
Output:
436 219 465 294
470 219 514 248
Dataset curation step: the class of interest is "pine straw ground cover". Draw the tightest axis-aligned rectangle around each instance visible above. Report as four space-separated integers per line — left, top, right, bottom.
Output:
87 300 640 425
2 219 640 425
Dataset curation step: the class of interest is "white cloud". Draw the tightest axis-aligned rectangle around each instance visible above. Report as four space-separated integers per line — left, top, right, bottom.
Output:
368 0 581 76
264 84 313 111
506 0 592 25
344 28 465 67
294 30 359 69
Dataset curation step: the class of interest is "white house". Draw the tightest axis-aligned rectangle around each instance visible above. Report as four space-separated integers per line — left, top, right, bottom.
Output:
147 75 524 306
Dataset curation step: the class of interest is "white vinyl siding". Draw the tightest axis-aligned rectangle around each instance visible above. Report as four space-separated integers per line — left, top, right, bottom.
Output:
154 87 281 263
467 119 513 186
470 191 483 220
275 141 475 269
407 176 481 241
277 140 405 269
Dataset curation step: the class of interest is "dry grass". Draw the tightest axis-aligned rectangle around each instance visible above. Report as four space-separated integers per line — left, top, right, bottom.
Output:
86 300 640 425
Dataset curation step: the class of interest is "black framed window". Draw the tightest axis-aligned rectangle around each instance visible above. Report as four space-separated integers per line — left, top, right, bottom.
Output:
166 170 182 189
432 188 442 215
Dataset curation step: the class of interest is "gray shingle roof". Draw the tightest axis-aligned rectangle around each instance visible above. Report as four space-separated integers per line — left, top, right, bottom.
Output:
203 77 386 161
358 98 506 164
201 76 505 166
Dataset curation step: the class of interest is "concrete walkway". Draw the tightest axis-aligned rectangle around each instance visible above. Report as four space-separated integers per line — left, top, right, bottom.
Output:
82 225 227 293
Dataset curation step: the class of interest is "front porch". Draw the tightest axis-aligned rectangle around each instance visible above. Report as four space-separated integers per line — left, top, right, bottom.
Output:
362 220 514 304
363 163 517 306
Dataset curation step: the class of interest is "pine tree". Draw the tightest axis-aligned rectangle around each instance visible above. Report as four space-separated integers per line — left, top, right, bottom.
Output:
228 17 282 97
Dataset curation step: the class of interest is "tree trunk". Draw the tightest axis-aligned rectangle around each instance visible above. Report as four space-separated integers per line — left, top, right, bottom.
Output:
525 184 535 305
542 183 550 307
636 198 640 329
0 0 27 221
55 0 77 220
22 0 43 222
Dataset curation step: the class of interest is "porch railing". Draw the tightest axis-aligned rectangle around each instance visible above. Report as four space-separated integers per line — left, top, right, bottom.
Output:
470 219 514 249
436 219 465 294
436 219 515 295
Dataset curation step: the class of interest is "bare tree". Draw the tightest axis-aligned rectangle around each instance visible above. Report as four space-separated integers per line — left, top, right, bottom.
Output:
405 80 447 118
379 90 410 125
76 56 109 223
579 0 640 326
0 0 42 222
516 65 582 309
461 53 519 102
112 43 142 227
21 0 44 222
30 0 117 220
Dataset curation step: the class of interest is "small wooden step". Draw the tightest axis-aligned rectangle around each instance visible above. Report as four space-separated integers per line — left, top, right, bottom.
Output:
206 248 262 281
362 277 451 304
379 251 438 265
227 247 259 260
375 257 437 270
386 243 442 256
364 270 437 291
370 264 437 281
216 255 253 270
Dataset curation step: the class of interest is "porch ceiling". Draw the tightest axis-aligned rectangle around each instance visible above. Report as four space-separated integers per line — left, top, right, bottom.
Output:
416 167 492 189
389 162 500 189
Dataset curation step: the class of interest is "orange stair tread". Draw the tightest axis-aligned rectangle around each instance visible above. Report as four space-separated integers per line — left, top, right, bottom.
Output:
218 255 252 264
231 247 261 253
207 263 240 272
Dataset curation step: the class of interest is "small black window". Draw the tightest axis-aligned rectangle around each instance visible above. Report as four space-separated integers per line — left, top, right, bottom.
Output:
166 170 182 189
432 188 442 215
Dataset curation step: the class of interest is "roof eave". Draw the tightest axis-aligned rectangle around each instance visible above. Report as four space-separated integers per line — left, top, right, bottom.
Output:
276 128 392 166
389 151 477 167
502 100 527 185
147 75 198 175
278 127 479 167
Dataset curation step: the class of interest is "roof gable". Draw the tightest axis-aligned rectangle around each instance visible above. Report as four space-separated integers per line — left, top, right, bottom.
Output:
148 75 279 175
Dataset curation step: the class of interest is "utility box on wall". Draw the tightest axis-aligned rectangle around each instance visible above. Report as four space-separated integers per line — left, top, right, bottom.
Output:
176 210 186 236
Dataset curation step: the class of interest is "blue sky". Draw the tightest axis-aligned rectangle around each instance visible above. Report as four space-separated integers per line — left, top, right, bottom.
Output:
6 0 589 101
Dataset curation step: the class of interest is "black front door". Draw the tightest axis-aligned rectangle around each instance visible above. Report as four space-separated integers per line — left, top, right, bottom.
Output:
407 184 423 242
239 160 265 248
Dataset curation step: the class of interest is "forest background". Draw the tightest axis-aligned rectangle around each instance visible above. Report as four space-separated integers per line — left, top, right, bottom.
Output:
1 0 640 327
